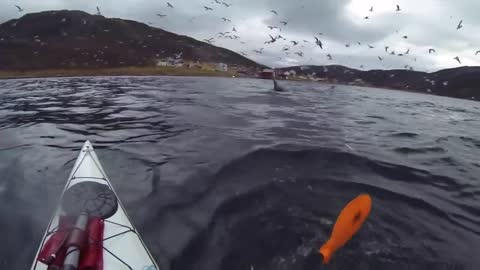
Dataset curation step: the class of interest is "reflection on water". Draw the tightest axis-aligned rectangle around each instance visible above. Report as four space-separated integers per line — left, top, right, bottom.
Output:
0 76 479 270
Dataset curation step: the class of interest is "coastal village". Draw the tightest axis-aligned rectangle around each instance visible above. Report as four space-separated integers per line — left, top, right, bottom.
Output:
154 54 367 86
155 54 256 77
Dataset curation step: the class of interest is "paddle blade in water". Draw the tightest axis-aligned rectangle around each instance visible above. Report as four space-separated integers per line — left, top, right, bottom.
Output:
319 194 372 264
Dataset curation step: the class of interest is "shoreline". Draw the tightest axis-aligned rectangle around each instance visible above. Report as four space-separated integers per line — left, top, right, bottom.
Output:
0 66 243 80
0 67 475 102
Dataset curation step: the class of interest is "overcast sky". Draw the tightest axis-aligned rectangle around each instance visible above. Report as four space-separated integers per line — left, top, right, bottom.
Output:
1 0 480 71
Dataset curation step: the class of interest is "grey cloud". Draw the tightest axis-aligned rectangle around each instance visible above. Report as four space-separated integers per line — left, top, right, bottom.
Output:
262 0 397 44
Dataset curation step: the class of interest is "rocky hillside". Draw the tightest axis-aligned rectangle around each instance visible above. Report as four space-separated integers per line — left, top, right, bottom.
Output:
277 65 480 100
0 10 263 70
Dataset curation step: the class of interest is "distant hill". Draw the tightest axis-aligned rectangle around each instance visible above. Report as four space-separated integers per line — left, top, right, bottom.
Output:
276 65 480 100
0 10 263 70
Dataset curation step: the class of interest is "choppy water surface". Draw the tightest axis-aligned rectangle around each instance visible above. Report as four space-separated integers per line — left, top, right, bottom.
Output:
0 76 479 270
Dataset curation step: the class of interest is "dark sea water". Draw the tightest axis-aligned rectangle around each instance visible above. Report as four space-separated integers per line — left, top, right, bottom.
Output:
0 76 479 270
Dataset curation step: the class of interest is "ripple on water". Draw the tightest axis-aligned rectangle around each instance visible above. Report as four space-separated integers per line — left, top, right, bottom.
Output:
394 146 446 155
389 132 419 138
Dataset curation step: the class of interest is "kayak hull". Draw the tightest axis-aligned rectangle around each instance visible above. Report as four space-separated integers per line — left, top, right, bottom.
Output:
31 141 159 270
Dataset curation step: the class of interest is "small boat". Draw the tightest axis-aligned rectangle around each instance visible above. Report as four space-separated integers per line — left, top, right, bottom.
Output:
31 141 159 270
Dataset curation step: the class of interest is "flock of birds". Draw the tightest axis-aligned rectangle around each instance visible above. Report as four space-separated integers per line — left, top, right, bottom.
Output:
156 1 227 16
9 1 480 70
144 1 479 70
148 1 334 63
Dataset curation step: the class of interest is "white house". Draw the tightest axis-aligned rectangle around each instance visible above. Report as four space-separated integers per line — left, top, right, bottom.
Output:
156 60 168 67
216 63 228 72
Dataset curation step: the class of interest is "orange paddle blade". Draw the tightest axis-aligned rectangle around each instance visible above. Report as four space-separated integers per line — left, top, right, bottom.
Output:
319 194 372 264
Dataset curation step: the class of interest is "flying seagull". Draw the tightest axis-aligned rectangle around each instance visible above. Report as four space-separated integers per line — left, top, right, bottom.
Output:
291 40 299 46
326 54 333 60
203 38 214 44
222 2 231 7
96 6 102 15
280 21 288 26
270 10 278 15
357 42 362 45
265 34 277 44
232 27 237 32
369 6 373 12
378 56 383 61
345 44 351 47
390 51 396 55
214 0 221 3
457 20 463 30
396 5 401 12
368 44 375 48
476 51 480 55
385 46 389 52
267 26 280 30
253 48 264 54
156 14 167 17
303 40 310 43
364 16 369 20
14 5 24 12
429 48 436 54
314 37 323 49
204 6 213 11
402 35 408 39
453 56 461 64
222 17 231 22
295 51 304 57
405 48 410 54
167 2 174 8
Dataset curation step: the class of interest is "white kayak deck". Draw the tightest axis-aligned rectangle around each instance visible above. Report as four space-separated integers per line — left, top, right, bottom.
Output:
31 141 159 270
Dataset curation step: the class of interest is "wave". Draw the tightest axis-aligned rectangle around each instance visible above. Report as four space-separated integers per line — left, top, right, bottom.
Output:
389 132 419 138
394 146 446 154
136 146 474 270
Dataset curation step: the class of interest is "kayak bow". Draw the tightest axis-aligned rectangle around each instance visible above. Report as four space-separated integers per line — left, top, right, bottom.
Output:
31 141 159 270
